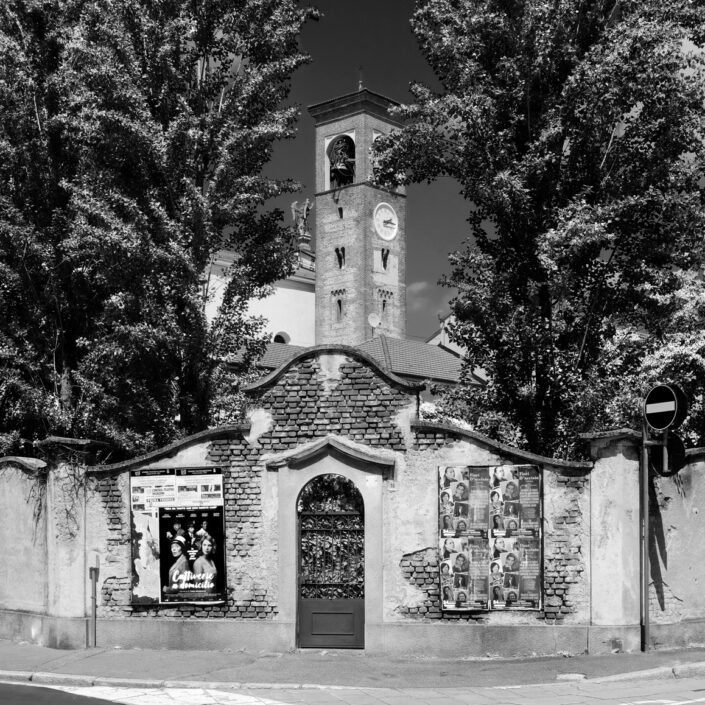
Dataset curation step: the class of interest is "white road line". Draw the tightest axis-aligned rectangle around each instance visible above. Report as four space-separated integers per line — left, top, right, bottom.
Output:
620 698 705 705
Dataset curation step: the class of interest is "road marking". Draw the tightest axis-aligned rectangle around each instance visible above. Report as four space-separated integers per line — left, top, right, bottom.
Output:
620 698 705 705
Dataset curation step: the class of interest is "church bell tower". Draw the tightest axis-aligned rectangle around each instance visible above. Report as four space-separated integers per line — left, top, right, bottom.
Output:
309 90 406 346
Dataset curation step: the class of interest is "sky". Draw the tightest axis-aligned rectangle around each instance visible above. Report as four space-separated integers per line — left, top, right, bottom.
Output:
266 0 471 341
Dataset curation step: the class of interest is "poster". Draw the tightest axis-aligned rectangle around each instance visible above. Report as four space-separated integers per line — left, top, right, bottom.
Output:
438 465 542 612
130 467 226 604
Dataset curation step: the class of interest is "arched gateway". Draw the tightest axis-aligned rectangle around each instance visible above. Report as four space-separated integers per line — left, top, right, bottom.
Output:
297 474 365 648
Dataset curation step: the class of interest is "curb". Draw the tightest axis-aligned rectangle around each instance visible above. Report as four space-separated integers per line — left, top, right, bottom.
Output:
588 661 705 683
0 671 373 691
2 662 705 692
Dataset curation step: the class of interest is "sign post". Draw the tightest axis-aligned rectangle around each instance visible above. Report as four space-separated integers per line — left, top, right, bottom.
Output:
639 383 688 652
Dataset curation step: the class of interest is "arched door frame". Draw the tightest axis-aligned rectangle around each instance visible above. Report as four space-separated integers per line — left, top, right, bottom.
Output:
266 436 394 649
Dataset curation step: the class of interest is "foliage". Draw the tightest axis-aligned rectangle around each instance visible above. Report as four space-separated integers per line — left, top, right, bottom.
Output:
374 0 705 458
0 0 316 457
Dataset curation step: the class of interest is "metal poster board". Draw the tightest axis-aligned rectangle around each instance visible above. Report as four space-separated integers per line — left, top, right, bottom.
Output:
130 467 226 605
438 465 542 611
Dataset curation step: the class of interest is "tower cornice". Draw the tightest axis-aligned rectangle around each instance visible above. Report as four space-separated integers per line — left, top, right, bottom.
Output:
308 89 405 128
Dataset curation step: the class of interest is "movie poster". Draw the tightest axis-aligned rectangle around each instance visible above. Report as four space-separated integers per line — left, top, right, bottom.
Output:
130 467 226 605
438 465 542 612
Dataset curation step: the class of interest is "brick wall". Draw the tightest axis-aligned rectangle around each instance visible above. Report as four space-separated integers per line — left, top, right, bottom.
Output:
249 353 413 450
94 349 417 620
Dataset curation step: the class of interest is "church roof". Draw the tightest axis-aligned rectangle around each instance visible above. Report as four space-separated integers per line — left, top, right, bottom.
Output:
256 336 478 386
356 335 465 385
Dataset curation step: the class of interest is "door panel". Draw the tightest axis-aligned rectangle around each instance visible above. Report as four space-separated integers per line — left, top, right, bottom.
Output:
299 598 364 648
297 474 365 648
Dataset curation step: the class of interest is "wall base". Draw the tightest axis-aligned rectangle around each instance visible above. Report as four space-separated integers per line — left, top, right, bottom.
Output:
4 611 705 656
0 609 88 649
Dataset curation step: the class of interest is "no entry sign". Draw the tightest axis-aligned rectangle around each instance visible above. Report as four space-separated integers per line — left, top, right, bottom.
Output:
643 384 687 432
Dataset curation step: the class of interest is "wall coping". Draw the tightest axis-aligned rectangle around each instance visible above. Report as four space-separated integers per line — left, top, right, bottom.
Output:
579 428 641 442
412 420 593 470
89 424 250 474
243 344 425 393
0 456 47 473
263 434 397 470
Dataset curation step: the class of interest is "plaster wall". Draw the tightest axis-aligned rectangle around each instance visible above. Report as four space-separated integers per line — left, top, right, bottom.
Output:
46 463 86 619
648 457 705 623
590 439 640 626
386 434 591 628
0 465 47 612
247 279 315 346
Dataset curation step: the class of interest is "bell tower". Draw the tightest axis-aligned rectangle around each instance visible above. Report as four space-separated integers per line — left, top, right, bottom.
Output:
309 90 406 346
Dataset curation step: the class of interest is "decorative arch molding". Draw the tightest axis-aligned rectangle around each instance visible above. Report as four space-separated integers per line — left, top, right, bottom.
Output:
243 344 424 394
264 434 396 472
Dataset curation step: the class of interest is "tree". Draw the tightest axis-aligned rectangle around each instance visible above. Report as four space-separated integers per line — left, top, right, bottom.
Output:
374 0 705 458
0 0 316 457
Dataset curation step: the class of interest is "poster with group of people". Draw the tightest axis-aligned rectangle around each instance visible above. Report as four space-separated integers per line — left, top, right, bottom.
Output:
130 467 226 604
438 465 542 612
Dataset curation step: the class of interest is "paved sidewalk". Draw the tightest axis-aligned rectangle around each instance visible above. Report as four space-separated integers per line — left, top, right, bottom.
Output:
2 640 705 690
9 676 705 705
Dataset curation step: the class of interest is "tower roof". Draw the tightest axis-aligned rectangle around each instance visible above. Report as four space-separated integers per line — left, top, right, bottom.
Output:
308 89 404 127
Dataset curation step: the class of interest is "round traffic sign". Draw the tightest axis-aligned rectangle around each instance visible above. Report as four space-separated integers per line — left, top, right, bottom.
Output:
643 384 687 432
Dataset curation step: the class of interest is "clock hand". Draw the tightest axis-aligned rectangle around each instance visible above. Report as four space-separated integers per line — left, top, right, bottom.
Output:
383 218 396 226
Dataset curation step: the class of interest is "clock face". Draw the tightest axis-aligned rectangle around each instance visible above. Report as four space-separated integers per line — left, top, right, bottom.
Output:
373 202 398 241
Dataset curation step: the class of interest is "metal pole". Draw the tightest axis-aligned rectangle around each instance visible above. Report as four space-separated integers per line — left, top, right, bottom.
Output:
89 565 98 648
640 420 650 652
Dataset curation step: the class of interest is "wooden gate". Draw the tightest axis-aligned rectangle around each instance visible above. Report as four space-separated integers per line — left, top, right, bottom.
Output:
297 474 364 648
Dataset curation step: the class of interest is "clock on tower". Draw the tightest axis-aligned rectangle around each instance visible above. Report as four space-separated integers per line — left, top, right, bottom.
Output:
308 89 407 346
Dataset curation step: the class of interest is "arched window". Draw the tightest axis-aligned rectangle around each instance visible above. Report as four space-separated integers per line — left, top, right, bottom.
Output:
273 332 290 344
328 135 355 188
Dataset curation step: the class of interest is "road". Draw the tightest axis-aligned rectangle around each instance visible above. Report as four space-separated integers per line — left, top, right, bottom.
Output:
6 677 705 705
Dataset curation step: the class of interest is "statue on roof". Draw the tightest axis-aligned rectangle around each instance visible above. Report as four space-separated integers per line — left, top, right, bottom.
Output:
291 198 313 250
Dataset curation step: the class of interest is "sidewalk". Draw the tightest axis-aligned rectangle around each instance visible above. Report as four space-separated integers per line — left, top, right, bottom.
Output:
2 640 705 690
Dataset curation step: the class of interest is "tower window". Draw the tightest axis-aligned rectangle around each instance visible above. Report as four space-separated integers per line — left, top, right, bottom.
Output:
335 246 346 268
338 207 344 219
381 248 390 270
328 135 356 188
336 299 343 321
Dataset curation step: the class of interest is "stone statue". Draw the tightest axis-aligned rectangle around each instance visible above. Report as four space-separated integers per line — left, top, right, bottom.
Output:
291 198 313 251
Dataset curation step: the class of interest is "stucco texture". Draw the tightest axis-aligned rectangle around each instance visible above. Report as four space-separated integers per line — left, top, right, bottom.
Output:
0 464 47 613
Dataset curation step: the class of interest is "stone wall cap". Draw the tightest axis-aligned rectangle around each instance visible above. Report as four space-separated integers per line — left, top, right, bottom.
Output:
686 447 705 460
0 456 47 472
413 420 592 470
89 424 250 474
33 436 110 449
243 344 425 393
579 428 641 442
263 434 396 470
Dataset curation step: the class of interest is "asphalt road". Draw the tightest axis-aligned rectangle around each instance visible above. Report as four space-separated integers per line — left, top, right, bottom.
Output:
0 683 119 704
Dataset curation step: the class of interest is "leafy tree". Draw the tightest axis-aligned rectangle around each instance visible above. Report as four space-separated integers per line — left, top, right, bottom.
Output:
0 0 316 457
374 0 705 458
